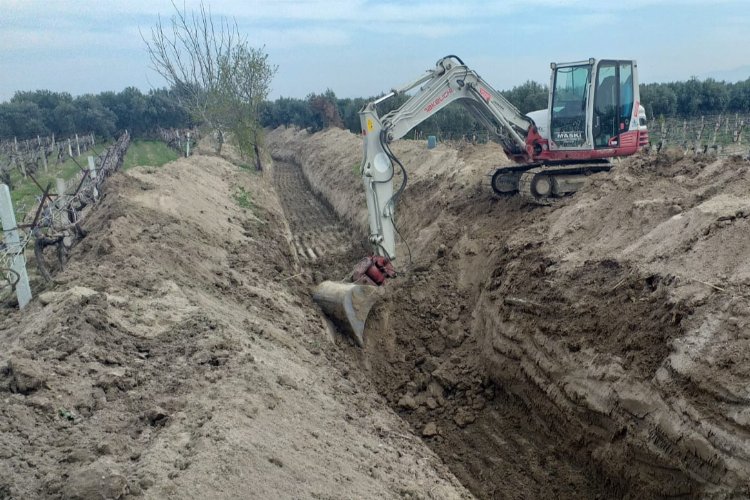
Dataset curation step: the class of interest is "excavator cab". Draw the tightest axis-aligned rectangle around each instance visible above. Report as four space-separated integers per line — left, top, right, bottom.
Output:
548 59 640 154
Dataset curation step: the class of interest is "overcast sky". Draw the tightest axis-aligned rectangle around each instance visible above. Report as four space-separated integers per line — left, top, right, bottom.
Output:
1 0 749 103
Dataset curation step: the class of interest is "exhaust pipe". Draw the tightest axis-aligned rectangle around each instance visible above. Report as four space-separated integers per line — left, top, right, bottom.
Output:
312 281 382 347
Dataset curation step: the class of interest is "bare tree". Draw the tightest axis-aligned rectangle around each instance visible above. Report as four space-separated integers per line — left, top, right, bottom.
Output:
143 1 276 158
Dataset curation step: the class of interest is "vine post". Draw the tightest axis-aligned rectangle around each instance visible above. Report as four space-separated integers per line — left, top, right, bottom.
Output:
0 184 32 308
87 156 99 200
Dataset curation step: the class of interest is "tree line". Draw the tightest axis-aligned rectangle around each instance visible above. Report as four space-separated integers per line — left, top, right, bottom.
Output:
3 76 750 144
640 78 750 119
260 77 750 139
0 87 191 142
258 81 549 138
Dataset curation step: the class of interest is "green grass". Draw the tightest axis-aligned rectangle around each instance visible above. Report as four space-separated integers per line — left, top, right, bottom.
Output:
5 141 113 212
232 186 254 210
122 140 180 171
237 161 261 174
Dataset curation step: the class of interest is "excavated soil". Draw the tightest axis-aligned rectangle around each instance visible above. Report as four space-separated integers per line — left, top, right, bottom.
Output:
0 144 471 499
268 126 750 498
3 125 749 499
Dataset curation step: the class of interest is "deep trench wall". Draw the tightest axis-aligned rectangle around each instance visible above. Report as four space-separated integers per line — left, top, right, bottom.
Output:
267 126 750 496
470 152 750 494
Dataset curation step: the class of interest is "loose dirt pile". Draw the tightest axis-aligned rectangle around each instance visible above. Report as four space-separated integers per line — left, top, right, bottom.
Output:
0 144 470 498
3 123 748 498
267 126 750 498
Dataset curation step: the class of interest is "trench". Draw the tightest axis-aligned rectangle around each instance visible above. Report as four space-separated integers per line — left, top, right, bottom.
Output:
271 158 640 498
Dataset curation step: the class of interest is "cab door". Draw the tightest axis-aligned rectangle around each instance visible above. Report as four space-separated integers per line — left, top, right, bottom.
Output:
549 63 591 150
593 60 635 148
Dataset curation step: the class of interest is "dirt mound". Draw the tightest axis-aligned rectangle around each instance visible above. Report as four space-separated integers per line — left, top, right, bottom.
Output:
267 126 750 497
0 147 470 498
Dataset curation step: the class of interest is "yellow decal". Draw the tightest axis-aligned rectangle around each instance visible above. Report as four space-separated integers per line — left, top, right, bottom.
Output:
367 119 373 131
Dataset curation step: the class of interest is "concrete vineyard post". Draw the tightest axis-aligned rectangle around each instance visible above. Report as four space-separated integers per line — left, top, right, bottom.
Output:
56 178 67 210
87 156 98 200
67 139 73 158
17 156 26 179
186 132 191 157
75 134 81 157
0 184 32 309
41 148 48 173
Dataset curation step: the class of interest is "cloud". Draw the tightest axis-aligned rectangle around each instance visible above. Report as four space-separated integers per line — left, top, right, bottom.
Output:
251 27 351 49
1 0 749 101
1 26 144 53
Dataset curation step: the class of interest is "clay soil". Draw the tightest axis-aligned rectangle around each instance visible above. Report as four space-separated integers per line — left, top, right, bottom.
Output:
2 126 750 499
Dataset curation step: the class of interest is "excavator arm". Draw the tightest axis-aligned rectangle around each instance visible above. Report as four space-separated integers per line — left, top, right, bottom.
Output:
359 55 534 260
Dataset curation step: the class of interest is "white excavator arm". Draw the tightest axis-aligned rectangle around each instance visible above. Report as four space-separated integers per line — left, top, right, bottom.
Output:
359 55 534 260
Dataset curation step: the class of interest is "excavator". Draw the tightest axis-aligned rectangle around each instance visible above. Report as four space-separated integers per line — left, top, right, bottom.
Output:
313 55 648 345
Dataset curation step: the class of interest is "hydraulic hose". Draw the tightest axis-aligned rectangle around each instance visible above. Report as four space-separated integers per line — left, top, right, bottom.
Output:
442 54 465 65
377 126 412 265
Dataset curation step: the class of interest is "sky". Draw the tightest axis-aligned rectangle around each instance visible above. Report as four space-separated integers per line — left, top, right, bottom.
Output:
1 0 749 103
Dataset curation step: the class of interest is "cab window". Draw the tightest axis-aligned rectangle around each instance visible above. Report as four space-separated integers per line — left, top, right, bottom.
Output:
551 65 590 148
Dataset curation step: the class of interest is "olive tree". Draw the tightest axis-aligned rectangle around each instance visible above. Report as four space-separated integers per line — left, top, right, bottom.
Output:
143 1 276 160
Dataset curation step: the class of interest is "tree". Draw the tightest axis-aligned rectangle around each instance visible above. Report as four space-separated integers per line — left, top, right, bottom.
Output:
219 44 277 167
143 1 276 159
72 95 117 138
502 80 549 114
307 89 343 132
145 88 192 131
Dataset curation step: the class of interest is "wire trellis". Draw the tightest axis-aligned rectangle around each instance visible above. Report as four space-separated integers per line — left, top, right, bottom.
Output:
1 131 130 296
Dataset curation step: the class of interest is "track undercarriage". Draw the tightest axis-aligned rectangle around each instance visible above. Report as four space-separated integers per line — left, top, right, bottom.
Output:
490 160 613 204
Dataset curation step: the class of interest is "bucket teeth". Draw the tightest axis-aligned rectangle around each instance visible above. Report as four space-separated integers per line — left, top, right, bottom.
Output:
312 281 382 347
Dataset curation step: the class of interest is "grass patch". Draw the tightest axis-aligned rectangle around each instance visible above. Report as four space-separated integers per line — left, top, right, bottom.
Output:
232 186 254 210
237 162 260 173
122 140 180 171
5 141 113 212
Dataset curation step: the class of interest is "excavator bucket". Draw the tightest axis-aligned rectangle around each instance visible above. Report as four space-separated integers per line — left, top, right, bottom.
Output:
312 281 382 347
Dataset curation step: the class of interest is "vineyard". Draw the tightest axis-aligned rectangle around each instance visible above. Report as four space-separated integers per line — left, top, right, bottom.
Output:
648 113 749 156
0 132 131 307
0 133 96 191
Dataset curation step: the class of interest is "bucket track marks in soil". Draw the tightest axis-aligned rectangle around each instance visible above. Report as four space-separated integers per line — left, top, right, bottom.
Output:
272 160 360 280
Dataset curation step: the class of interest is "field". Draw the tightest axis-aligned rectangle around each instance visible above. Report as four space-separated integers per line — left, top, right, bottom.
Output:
122 140 180 171
1 130 749 498
4 141 112 212
649 113 750 155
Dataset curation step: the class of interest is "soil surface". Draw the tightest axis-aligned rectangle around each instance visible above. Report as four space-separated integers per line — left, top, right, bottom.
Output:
3 125 750 499
267 126 750 498
0 142 470 499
